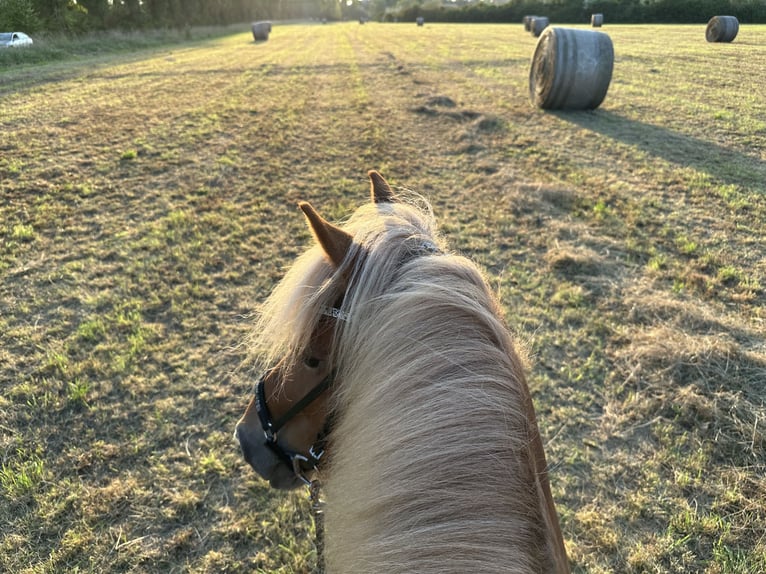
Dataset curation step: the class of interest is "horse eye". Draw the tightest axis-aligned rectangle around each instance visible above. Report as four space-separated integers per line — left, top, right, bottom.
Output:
303 356 321 369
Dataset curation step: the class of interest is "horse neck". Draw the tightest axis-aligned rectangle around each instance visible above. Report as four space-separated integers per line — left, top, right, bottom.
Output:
323 261 568 573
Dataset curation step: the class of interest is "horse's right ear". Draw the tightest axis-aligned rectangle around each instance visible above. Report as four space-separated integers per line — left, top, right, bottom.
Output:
299 202 353 268
369 170 396 203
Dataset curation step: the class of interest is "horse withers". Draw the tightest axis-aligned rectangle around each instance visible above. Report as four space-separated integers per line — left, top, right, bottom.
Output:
235 170 570 573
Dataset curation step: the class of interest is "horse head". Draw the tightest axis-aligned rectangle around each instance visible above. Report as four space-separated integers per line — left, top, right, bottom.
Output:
234 170 395 489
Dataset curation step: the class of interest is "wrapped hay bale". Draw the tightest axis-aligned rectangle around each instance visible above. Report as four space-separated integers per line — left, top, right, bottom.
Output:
417 16 424 27
530 16 549 37
523 16 536 32
529 27 614 110
706 16 739 43
252 21 271 41
591 13 604 27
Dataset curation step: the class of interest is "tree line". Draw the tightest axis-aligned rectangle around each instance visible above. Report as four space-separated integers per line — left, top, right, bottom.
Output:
1 0 765 34
395 0 766 25
0 0 343 33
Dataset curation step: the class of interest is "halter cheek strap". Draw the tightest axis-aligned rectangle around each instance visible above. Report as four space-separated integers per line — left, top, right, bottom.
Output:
256 373 332 435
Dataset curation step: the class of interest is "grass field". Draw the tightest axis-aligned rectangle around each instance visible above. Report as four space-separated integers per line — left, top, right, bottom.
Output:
1 21 765 573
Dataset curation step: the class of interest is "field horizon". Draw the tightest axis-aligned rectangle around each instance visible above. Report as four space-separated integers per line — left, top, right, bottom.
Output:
2 22 764 573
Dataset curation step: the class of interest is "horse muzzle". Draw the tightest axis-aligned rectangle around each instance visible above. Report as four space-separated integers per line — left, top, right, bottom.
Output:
234 423 305 490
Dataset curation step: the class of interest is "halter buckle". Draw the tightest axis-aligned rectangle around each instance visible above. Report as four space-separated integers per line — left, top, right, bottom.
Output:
263 426 277 443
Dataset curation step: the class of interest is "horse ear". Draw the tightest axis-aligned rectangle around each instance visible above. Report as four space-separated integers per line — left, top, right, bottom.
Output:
299 202 353 268
369 170 396 203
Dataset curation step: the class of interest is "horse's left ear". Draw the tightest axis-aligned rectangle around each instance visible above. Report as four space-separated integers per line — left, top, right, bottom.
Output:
299 202 353 268
369 170 396 203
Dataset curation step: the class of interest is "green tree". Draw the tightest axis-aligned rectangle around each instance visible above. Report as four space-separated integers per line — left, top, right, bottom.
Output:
369 0 399 20
31 0 67 29
78 0 110 29
320 0 342 20
0 0 42 32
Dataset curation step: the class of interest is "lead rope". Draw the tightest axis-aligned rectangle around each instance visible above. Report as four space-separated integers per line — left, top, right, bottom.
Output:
309 479 325 574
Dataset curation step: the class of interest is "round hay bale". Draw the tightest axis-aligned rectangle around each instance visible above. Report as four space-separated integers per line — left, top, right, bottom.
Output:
529 27 614 110
706 16 739 43
523 15 536 32
251 21 270 41
417 16 425 27
530 17 549 38
591 13 604 27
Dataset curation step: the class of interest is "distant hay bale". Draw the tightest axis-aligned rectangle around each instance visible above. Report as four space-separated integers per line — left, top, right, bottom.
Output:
529 27 614 110
251 21 271 41
523 15 536 32
530 16 549 37
417 16 424 27
591 13 604 27
706 15 739 42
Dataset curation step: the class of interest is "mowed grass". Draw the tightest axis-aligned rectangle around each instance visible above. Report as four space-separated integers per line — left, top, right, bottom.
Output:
1 21 764 573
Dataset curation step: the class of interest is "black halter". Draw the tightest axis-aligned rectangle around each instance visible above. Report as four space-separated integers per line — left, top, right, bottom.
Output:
254 369 333 485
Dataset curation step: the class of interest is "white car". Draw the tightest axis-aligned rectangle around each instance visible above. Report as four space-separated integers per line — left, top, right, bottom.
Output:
0 32 34 48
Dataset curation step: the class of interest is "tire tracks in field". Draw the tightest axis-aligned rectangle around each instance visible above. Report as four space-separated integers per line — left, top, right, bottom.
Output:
341 25 514 192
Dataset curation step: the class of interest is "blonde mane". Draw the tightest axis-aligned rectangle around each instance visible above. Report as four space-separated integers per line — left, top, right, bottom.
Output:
252 196 566 573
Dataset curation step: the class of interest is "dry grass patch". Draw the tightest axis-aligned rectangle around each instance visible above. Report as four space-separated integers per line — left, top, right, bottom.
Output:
613 324 765 462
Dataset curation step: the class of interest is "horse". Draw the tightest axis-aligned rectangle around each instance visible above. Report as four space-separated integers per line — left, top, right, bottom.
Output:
235 170 570 573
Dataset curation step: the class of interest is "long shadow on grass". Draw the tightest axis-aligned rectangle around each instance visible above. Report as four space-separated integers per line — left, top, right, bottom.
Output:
553 110 766 194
